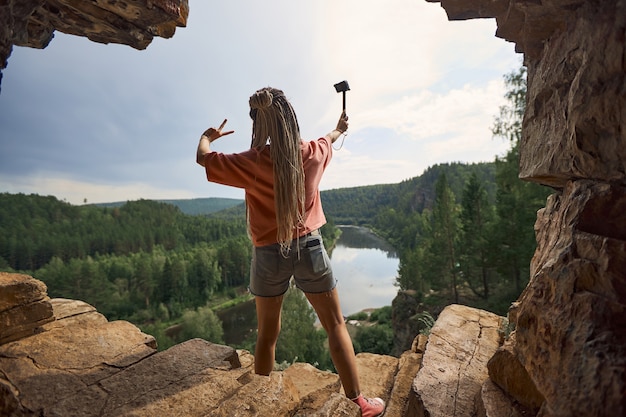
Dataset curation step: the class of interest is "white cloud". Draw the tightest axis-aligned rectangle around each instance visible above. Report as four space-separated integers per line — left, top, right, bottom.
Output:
329 247 360 263
0 175 199 205
322 149 414 190
317 79 512 188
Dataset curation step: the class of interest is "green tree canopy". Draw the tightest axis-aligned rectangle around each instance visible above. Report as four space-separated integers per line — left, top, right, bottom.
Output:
177 306 225 345
275 287 330 369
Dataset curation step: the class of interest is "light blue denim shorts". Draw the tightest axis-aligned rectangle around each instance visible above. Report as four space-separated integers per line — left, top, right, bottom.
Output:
249 231 336 297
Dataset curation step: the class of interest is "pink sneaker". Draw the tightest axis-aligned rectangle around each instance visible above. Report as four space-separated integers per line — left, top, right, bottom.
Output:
352 394 385 417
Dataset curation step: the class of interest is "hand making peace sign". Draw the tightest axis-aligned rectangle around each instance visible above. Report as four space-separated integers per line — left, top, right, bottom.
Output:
202 119 235 142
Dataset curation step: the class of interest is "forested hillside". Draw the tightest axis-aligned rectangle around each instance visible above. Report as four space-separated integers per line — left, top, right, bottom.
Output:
96 197 244 216
0 194 247 271
321 162 496 225
0 194 252 341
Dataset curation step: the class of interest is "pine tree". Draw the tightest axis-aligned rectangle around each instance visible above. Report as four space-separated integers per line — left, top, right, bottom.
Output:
459 172 494 299
276 287 328 368
429 173 461 303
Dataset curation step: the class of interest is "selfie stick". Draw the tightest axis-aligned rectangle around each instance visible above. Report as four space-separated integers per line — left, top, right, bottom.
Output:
334 80 350 111
332 80 350 151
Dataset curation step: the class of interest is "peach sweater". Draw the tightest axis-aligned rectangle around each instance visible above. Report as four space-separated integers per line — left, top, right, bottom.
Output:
204 137 332 247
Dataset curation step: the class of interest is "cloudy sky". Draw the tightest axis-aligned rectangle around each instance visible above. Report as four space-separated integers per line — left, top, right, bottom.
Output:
0 0 521 205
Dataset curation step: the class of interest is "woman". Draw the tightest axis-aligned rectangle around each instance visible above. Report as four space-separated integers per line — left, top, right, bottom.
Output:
196 87 385 417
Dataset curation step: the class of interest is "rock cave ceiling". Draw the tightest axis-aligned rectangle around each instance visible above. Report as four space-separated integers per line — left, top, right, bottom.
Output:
0 0 188 90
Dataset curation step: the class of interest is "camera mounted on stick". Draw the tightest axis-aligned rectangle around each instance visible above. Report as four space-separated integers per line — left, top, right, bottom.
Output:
334 80 350 111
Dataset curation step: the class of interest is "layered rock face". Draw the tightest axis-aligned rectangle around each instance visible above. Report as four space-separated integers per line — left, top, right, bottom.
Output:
0 0 189 90
429 0 626 416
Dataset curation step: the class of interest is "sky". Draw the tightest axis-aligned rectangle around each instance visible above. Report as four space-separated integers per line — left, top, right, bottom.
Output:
0 0 522 205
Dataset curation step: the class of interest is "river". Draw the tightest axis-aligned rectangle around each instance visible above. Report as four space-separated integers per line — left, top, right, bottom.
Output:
331 225 399 316
218 225 400 345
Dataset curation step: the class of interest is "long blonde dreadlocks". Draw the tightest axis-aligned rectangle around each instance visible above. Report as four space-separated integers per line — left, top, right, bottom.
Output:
249 87 305 253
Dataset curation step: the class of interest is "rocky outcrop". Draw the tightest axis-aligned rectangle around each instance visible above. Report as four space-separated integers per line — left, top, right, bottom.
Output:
390 290 423 357
0 273 358 416
0 0 189 91
428 1 626 416
408 304 504 417
0 272 54 345
1 272 512 417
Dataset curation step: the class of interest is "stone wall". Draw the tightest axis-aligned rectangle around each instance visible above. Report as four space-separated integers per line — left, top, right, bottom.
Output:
429 0 626 416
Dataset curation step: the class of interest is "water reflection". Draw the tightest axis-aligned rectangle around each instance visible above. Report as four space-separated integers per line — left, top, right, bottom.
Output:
217 299 256 346
332 226 399 316
333 225 397 257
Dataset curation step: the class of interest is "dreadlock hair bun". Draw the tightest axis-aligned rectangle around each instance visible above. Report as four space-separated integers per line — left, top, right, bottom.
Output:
249 89 274 110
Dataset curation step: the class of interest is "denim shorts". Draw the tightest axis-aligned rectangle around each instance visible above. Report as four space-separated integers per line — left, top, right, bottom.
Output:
249 231 336 297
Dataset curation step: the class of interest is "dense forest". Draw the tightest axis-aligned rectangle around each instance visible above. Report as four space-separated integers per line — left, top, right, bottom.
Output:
0 196 251 317
321 161 496 225
96 197 244 216
0 66 550 368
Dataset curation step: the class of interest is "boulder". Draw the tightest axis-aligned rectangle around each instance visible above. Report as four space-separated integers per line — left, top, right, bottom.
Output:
290 392 360 417
385 347 424 416
349 352 398 400
408 304 504 417
476 378 533 417
0 272 54 345
411 333 429 354
428 0 626 416
207 372 300 417
0 297 159 415
0 272 48 310
284 362 341 403
487 332 544 413
284 363 357 417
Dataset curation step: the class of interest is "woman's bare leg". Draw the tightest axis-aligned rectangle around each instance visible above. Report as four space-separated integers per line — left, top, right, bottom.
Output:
305 288 360 399
254 294 284 375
